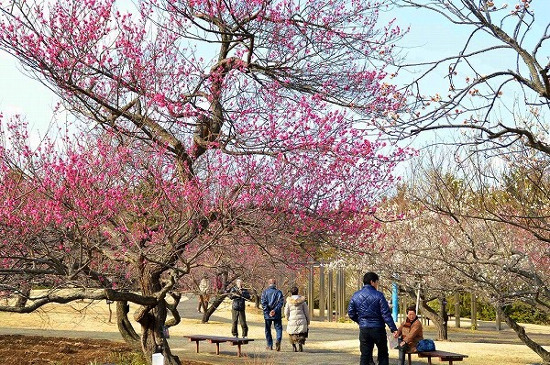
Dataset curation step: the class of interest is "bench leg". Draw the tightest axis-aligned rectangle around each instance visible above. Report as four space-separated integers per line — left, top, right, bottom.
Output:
427 357 432 365
449 362 453 365
237 343 242 357
408 353 412 365
215 342 220 355
194 341 200 353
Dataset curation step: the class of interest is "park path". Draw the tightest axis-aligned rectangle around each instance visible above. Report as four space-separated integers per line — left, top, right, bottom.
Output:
168 294 364 365
0 293 548 364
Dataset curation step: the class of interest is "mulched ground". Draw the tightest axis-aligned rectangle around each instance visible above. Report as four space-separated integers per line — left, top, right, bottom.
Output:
0 335 208 365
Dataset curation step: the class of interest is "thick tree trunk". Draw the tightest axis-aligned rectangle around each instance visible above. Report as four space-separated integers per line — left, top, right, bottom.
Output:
116 301 141 349
135 268 181 365
418 299 448 340
497 306 550 364
454 292 461 328
251 288 261 308
438 297 448 340
405 289 448 340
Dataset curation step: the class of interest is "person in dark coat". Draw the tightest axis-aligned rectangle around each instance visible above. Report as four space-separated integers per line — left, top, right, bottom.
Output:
261 278 284 351
348 272 398 365
228 278 251 338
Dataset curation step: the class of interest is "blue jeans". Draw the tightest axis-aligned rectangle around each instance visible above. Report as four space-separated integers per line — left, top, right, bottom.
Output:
359 327 389 365
264 318 283 347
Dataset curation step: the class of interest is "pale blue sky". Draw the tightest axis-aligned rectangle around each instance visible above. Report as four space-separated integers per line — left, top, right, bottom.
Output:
0 52 59 137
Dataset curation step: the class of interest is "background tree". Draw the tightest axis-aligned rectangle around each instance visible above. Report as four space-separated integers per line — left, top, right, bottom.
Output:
390 150 550 362
0 0 409 363
352 186 466 340
374 1 550 360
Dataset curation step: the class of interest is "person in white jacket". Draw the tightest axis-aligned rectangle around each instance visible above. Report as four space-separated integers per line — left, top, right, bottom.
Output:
284 286 310 352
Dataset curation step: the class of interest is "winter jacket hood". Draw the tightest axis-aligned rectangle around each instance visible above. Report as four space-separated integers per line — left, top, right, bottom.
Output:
286 295 307 306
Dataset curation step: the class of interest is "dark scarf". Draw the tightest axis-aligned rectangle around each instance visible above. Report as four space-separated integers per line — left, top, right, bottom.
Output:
403 316 418 328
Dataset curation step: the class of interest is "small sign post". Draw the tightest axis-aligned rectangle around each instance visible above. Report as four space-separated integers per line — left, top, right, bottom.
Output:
152 353 164 365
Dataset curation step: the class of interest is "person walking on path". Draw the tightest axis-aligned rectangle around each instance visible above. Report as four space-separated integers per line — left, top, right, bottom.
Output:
228 278 251 338
394 305 423 365
197 274 210 313
284 286 310 352
348 272 398 365
261 278 284 351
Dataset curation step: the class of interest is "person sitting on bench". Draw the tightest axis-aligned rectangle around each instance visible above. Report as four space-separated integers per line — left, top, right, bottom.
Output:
394 305 424 365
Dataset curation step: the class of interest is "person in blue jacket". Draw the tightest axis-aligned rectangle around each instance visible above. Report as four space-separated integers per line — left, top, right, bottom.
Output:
348 272 398 365
261 278 284 351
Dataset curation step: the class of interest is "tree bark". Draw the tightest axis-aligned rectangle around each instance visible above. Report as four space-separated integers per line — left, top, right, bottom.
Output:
418 299 448 340
116 301 141 349
201 293 228 323
135 267 181 365
454 292 461 328
15 285 30 308
438 297 448 340
471 292 478 330
497 306 550 364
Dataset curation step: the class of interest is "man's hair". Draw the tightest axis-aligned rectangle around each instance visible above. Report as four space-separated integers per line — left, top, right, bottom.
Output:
363 272 379 285
406 305 417 313
290 286 299 295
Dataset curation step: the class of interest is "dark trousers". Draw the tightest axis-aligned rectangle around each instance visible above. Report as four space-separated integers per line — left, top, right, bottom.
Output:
231 309 248 337
264 318 283 347
359 327 389 365
398 342 410 365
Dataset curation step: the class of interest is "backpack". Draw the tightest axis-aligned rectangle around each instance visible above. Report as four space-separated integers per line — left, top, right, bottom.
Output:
416 339 436 352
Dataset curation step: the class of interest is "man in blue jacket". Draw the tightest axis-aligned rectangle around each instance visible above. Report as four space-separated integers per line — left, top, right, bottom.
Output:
261 278 284 351
348 272 398 365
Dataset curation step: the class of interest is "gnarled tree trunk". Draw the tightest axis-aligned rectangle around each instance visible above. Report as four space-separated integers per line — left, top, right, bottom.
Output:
116 301 141 349
135 266 181 365
418 297 448 340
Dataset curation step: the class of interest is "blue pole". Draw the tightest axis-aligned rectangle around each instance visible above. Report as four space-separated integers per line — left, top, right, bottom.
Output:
392 282 399 322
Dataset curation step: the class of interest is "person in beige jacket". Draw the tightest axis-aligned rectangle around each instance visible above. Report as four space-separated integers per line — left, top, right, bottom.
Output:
284 286 310 352
394 305 424 365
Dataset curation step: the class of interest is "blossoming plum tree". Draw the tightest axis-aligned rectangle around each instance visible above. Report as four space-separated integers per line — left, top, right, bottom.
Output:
362 153 550 362
0 0 408 362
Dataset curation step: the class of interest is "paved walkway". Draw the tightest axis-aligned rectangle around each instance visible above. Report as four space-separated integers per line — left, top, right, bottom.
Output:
171 294 364 365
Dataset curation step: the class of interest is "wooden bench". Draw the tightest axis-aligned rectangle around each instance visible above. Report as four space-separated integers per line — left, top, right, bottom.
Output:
407 350 468 365
184 335 254 357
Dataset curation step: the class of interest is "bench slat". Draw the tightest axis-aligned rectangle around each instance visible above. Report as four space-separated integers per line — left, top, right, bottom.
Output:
418 350 468 359
408 350 468 365
183 334 254 357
